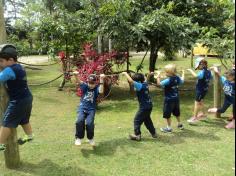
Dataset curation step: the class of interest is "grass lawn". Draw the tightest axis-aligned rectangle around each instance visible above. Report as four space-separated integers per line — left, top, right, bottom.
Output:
0 56 235 176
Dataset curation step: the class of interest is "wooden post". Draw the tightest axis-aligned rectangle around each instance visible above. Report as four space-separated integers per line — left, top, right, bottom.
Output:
213 65 222 118
0 0 20 168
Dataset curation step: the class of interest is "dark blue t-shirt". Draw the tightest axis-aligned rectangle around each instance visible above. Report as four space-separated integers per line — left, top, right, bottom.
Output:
0 64 31 100
160 76 184 102
134 82 152 110
196 68 212 93
79 83 99 111
221 76 235 104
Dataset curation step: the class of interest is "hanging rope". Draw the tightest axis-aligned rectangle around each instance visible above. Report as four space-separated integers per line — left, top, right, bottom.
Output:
29 74 64 86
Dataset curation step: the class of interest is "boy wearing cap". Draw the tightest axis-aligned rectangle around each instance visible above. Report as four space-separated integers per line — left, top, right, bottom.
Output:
187 57 212 124
0 44 33 151
156 64 185 133
74 73 105 146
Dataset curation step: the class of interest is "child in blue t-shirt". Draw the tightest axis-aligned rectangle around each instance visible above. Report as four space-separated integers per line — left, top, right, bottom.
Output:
208 68 235 129
122 72 157 141
156 64 185 133
74 73 105 146
0 44 33 151
187 57 212 124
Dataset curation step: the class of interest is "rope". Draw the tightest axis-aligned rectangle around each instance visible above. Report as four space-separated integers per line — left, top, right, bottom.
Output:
17 61 59 67
29 74 64 86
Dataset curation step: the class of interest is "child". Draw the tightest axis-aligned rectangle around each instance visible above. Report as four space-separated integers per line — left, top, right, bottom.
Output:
156 64 185 133
208 68 235 129
0 44 33 151
186 57 212 123
74 73 105 146
122 72 157 141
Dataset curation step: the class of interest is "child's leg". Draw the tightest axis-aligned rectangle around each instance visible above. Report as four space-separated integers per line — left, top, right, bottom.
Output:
133 110 145 136
21 123 33 136
225 103 235 129
75 111 86 139
0 127 11 144
85 110 96 140
143 109 156 136
193 101 201 118
161 101 173 133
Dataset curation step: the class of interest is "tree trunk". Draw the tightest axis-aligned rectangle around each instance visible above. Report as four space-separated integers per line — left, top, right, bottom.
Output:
0 1 20 168
108 39 112 52
149 41 159 72
97 35 102 54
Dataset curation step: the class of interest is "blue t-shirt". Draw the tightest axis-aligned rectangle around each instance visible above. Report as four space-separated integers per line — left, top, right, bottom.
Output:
221 76 235 104
160 76 184 102
196 68 212 93
79 83 99 111
0 64 31 100
134 82 152 110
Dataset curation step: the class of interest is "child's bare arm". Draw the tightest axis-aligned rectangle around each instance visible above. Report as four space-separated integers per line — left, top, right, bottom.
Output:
186 69 197 77
181 70 185 81
210 66 221 77
122 72 134 84
99 74 105 94
156 71 162 86
73 71 83 85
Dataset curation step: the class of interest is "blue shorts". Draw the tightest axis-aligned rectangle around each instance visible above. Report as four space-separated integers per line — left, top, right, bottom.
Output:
195 91 208 102
2 96 33 128
163 99 180 119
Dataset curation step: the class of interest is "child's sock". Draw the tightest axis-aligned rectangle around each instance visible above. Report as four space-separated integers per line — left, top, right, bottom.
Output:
27 134 33 140
0 144 6 151
167 125 172 130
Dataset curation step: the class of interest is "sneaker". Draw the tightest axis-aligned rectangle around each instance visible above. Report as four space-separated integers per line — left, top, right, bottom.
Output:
160 127 172 133
0 144 6 151
177 124 184 130
187 117 199 124
208 108 218 113
151 133 158 139
225 119 235 129
18 135 33 145
197 112 207 120
75 138 82 146
129 134 141 141
88 139 95 146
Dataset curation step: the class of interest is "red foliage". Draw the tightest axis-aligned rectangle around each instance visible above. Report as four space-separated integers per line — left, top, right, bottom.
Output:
75 43 128 96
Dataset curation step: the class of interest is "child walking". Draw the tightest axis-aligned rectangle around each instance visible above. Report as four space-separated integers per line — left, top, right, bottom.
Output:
208 68 235 129
156 64 185 133
187 57 212 124
122 72 157 141
0 44 34 151
74 73 105 146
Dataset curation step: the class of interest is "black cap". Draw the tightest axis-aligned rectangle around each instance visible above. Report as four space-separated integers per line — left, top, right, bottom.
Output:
87 74 97 83
0 44 17 60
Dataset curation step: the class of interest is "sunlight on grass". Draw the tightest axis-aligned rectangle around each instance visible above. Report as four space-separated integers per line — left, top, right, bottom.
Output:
0 56 234 176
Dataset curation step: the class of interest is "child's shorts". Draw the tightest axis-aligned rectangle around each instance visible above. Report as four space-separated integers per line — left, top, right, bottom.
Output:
163 99 180 119
2 96 33 128
195 91 207 102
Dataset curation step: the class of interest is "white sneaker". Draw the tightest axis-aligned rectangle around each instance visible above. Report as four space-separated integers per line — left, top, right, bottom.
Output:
187 117 199 124
75 138 82 146
88 139 95 146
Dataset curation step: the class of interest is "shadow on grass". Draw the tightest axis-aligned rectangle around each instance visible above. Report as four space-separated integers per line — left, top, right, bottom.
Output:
13 159 94 176
81 126 220 158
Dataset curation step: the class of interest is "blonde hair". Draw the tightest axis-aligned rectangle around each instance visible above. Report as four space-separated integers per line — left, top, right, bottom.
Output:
164 64 177 76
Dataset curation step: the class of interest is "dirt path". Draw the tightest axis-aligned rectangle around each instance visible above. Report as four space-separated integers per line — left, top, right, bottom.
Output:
18 55 51 64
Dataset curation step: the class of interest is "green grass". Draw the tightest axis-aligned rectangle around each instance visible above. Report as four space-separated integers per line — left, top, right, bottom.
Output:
0 56 235 176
